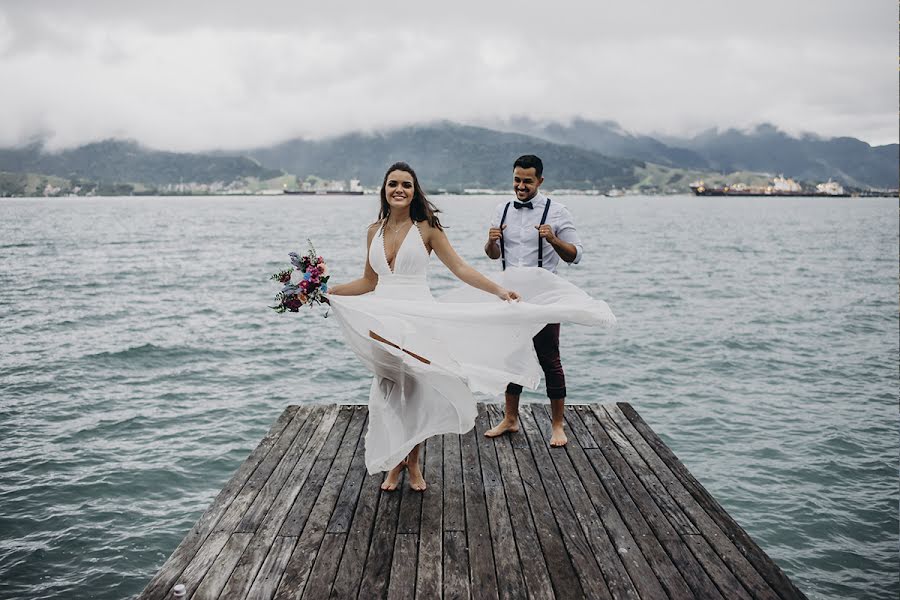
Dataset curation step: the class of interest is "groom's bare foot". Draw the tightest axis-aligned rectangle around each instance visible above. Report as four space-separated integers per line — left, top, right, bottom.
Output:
549 422 568 447
484 416 519 438
407 460 427 492
381 461 406 491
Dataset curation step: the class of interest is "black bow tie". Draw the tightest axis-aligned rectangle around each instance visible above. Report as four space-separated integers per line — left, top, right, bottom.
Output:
514 200 534 209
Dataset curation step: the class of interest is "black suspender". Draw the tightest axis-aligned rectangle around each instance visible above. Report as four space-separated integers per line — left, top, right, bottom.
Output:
498 198 552 271
499 202 512 270
538 198 552 268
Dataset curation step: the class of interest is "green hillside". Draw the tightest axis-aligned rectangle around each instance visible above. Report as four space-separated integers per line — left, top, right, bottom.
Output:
246 122 644 191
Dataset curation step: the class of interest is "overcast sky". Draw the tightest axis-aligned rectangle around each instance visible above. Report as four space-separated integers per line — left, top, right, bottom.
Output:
0 1 896 151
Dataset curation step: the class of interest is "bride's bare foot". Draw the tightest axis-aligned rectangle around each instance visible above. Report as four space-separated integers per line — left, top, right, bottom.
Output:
407 458 426 492
549 422 568 447
484 416 519 438
381 460 406 491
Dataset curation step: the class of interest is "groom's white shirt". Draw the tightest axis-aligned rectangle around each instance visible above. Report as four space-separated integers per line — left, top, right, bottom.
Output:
490 192 583 273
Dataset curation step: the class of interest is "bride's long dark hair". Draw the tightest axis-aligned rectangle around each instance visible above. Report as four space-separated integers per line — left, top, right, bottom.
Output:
378 162 443 230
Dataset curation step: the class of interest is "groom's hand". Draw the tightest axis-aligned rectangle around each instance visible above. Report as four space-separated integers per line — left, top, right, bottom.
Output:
485 224 506 259
487 224 507 243
535 224 558 243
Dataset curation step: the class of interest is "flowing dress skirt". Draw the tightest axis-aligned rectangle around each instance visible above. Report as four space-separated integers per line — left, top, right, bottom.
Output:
328 267 615 473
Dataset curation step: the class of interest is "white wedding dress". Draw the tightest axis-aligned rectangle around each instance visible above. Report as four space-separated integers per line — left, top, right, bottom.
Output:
328 222 616 474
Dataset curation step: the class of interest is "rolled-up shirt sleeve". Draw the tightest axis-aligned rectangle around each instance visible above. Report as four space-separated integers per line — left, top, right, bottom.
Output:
554 206 583 264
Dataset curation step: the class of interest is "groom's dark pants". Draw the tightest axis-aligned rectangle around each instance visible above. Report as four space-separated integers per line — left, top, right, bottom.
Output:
506 323 566 398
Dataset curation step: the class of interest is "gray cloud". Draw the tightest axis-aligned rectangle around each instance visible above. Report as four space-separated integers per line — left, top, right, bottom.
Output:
0 1 895 151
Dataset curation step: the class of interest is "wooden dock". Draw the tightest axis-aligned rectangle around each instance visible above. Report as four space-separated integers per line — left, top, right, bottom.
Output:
138 403 807 599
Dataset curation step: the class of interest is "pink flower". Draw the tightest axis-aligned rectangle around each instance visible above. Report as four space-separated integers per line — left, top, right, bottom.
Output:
299 280 309 291
317 256 324 264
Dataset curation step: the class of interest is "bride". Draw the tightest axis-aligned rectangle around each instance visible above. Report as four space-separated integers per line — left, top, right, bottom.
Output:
327 162 614 491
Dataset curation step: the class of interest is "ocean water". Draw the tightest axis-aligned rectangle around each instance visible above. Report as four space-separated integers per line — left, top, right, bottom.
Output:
0 194 897 600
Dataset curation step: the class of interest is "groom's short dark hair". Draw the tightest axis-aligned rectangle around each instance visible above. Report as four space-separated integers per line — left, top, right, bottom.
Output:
513 154 543 178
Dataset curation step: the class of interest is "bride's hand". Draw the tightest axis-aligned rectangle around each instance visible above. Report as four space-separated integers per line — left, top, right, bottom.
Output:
496 288 520 302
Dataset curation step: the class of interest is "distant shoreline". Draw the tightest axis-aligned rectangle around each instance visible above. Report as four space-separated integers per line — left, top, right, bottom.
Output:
3 190 897 199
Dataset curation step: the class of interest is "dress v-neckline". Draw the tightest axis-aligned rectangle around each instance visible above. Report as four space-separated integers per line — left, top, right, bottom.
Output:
382 222 415 274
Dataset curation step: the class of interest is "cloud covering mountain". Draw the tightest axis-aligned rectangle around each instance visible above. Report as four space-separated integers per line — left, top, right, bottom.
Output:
2 120 894 191
0 1 895 152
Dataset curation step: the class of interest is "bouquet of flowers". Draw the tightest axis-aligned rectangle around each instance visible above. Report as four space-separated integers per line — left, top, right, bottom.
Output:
270 240 329 313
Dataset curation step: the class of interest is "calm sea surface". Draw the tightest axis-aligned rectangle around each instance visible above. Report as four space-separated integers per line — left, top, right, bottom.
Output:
0 194 897 599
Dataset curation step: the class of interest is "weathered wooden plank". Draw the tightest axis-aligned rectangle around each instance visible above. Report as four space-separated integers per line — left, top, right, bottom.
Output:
173 532 230 599
358 483 402 599
278 406 354 536
300 532 345 599
188 532 252 600
618 402 809 600
300 414 369 598
518 406 612 600
212 406 315 537
245 535 296 600
604 405 781 599
214 535 275 600
588 406 698 536
397 442 424 535
259 407 336 537
326 413 370 535
415 436 443 600
486 404 555 600
236 407 323 533
443 530 470 600
532 405 639 600
387 533 418 600
564 404 598 449
137 405 300 599
504 406 530 451
329 462 382 599
591 405 754 600
512 411 583 599
275 406 367 599
442 431 465 532
575 407 722 599
475 405 528 600
595 405 758 600
460 426 499 599
561 407 669 600
217 406 339 600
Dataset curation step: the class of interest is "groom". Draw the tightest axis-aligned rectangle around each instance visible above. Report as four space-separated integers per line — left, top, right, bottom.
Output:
483 154 583 446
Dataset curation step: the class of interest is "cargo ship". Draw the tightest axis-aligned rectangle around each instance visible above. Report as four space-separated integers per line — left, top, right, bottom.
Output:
283 178 365 196
282 189 364 195
690 176 850 197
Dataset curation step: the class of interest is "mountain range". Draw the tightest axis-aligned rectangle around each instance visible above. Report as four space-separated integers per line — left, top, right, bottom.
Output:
244 122 643 191
498 119 898 189
0 140 281 187
0 120 896 194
